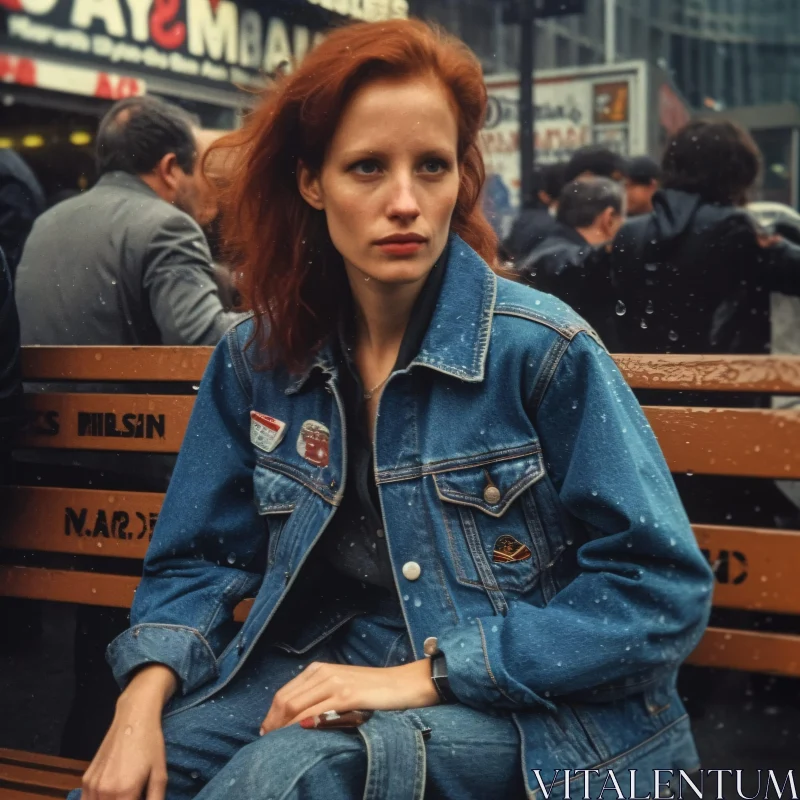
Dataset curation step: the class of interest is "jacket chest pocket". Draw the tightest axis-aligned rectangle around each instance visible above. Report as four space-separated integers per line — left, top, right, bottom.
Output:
253 462 304 568
433 451 561 611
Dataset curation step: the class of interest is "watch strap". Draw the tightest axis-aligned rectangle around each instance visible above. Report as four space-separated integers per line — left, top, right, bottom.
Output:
430 651 457 704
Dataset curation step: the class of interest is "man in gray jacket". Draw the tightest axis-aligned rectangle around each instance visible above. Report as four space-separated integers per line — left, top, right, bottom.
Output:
15 95 238 345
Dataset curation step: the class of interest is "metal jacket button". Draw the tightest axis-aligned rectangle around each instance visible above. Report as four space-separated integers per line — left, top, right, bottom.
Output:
423 636 439 656
402 561 421 581
483 485 501 504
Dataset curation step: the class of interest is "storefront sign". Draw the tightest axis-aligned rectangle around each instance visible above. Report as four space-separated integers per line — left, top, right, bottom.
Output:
0 49 145 97
0 0 407 90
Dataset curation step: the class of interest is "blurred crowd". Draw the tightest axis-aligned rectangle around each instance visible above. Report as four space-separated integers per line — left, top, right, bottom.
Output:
500 124 800 365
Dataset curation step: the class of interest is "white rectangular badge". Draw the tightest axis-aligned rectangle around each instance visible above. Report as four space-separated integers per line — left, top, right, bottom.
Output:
250 411 287 453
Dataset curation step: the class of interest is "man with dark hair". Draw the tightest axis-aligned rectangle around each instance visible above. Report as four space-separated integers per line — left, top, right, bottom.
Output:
625 155 662 216
564 144 628 184
500 162 568 263
512 178 625 344
14 95 234 345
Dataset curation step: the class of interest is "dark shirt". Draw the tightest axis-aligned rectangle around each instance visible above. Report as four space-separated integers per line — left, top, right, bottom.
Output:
321 255 448 591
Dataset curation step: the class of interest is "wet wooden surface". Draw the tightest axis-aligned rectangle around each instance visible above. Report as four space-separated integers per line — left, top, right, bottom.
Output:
615 353 800 393
21 346 212 383
21 348 800 393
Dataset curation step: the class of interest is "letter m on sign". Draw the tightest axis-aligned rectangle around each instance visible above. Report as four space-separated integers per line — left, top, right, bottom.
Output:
187 0 238 63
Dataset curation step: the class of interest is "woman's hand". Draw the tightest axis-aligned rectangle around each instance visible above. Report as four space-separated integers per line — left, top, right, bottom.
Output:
82 664 177 800
260 659 440 735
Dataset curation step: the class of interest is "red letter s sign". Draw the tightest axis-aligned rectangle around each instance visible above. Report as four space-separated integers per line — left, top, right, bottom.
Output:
150 0 186 50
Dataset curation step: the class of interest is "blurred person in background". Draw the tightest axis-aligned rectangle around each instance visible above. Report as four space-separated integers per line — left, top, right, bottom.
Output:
625 155 661 216
500 161 567 263
14 96 239 346
610 119 800 362
512 177 625 346
0 148 45 280
563 144 628 183
609 118 800 533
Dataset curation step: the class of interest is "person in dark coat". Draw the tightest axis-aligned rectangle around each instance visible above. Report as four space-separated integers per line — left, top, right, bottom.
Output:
0 247 20 480
512 177 625 346
609 119 800 533
610 120 800 359
0 149 45 280
500 162 567 262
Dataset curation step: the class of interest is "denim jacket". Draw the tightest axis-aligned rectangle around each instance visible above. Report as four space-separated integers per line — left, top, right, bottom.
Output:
108 235 713 795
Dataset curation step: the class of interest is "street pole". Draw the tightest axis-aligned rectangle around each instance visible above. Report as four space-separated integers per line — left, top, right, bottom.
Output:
605 0 617 64
518 0 536 210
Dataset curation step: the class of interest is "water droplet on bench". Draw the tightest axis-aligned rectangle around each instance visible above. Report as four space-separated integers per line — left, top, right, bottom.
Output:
615 300 626 316
227 553 237 564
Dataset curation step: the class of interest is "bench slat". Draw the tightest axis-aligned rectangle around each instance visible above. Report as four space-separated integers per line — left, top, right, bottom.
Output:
4 488 800 615
0 789 64 799
646 405 800 478
686 627 800 676
614 354 800 393
0 567 252 621
17 395 800 478
21 346 212 383
0 762 76 792
0 486 162 559
18 394 193 453
2 566 795 674
0 749 86 775
21 349 800 394
694 524 800 614
0 567 138 608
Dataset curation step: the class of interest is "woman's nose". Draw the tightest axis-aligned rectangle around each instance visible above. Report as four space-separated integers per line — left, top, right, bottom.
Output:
386 177 421 220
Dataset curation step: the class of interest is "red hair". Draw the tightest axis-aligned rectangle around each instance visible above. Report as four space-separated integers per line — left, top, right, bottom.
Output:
210 19 498 372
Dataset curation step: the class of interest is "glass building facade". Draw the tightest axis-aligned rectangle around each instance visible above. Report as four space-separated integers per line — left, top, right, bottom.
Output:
410 0 800 111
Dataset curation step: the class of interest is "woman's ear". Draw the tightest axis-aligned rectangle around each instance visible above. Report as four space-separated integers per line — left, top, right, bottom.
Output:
297 161 325 210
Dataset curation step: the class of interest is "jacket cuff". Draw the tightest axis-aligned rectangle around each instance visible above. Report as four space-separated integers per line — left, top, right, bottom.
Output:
106 623 219 696
437 620 555 711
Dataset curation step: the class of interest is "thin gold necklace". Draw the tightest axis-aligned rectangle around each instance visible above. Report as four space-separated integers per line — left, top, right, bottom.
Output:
363 372 391 400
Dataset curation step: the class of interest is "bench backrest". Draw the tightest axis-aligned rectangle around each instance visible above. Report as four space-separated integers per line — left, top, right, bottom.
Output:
4 347 800 672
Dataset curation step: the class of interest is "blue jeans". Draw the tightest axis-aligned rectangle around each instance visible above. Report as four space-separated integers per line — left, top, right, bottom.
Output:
69 603 524 800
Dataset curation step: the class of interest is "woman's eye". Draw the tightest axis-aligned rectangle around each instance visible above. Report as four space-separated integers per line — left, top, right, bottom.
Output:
351 160 381 176
421 159 448 174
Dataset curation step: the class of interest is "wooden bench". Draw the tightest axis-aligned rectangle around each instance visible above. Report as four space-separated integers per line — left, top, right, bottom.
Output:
3 346 800 797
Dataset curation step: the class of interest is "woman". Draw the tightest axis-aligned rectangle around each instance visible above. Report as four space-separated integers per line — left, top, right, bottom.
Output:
74 20 712 800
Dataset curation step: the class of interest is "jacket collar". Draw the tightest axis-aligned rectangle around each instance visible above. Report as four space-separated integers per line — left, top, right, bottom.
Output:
285 233 496 394
97 171 161 199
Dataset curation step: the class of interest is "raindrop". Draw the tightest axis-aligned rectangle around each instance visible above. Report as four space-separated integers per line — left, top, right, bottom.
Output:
645 300 654 315
227 553 236 564
192 384 200 391
615 300 626 316
640 318 648 329
413 597 422 608
668 330 679 342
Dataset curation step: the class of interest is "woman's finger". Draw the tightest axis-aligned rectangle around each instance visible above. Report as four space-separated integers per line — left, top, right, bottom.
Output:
261 676 341 734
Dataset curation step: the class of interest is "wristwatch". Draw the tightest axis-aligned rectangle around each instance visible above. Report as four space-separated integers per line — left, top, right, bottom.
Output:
423 636 457 704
